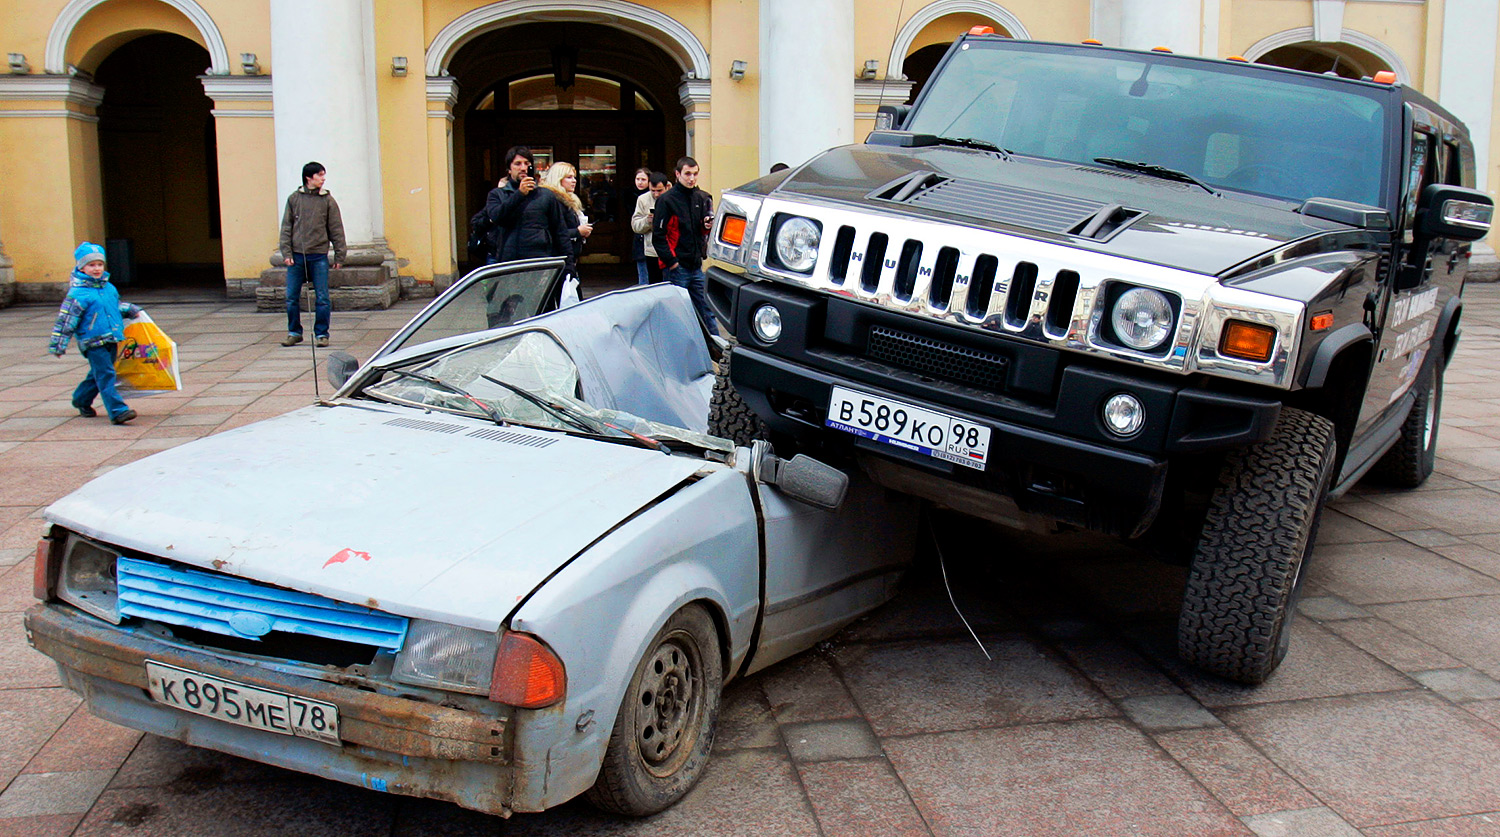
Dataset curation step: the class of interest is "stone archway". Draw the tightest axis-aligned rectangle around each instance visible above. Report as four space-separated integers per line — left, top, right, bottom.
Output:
1244 27 1410 84
46 0 230 75
887 0 1028 83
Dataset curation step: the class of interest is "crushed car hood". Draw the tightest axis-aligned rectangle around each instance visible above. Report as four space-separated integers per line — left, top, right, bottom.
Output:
777 144 1353 276
45 404 714 630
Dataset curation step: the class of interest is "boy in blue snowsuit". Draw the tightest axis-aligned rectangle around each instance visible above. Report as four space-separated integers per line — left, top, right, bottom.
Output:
47 242 143 424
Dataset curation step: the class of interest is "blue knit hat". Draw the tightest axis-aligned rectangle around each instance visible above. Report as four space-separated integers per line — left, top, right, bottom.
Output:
74 242 106 271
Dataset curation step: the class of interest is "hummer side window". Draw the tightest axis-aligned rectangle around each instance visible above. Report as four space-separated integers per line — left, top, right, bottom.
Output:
1402 129 1435 240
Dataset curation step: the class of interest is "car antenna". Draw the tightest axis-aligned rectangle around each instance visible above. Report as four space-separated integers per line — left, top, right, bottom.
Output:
878 0 909 112
305 283 321 401
927 512 991 660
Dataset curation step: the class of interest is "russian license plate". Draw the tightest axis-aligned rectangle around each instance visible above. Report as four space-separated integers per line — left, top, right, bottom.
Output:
826 386 991 470
145 661 340 745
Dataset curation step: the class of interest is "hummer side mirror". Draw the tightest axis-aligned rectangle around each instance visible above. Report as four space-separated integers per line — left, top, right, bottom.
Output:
327 351 359 389
1418 183 1493 242
874 104 910 132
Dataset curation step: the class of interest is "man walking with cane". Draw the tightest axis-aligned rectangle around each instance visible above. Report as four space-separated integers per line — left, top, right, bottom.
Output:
279 161 346 347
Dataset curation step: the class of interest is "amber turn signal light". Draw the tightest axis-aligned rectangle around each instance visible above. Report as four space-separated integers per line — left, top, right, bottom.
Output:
33 536 59 601
490 632 566 709
1220 321 1277 362
720 215 747 246
1310 311 1334 331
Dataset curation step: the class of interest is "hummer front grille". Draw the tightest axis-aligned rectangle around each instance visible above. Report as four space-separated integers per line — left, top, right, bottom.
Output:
867 325 1010 391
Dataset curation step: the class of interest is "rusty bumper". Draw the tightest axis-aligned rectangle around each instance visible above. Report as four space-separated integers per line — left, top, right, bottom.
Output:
25 603 516 817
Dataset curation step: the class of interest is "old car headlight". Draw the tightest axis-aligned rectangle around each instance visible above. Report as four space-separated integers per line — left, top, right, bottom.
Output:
56 536 121 623
774 216 821 273
1110 287 1175 351
392 620 499 695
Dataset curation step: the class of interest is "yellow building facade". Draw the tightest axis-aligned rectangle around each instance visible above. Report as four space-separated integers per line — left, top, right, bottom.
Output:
0 0 1495 304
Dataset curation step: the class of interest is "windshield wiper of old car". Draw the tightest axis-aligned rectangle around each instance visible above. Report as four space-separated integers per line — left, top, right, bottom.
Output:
479 374 669 453
1092 157 1219 196
935 136 1011 159
381 368 509 426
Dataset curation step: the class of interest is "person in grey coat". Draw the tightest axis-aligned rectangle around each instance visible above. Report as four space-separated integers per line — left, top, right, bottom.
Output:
279 161 347 347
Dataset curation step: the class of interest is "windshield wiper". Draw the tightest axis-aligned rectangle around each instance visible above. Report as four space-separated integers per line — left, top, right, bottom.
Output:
1092 158 1219 196
935 136 1011 159
380 368 508 426
479 374 669 453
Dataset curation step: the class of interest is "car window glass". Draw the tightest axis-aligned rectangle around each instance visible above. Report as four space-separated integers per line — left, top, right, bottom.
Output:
905 46 1389 205
1443 140 1463 187
392 267 558 354
1402 129 1434 235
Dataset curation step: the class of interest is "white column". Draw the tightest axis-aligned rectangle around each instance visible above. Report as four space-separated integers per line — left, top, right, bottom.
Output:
1096 0 1204 54
269 0 383 244
759 0 854 171
1440 0 1498 192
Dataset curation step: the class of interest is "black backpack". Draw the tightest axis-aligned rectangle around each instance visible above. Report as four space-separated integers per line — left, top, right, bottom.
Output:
467 208 494 256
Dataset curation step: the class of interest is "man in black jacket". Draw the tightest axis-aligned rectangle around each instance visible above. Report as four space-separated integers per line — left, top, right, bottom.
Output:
482 146 538 264
652 157 717 334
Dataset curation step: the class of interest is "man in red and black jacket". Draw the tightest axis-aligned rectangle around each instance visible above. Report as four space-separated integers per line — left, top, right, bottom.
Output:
652 156 717 334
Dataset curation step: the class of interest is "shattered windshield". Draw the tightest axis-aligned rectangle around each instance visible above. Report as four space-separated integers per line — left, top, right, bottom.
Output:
906 44 1390 206
362 329 731 453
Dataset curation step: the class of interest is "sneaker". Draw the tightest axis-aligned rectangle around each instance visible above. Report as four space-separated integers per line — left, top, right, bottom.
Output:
315 335 330 348
281 333 304 347
76 405 97 418
110 409 137 425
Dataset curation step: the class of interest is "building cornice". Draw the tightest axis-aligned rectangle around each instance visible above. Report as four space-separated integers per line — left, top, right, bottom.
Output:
678 78 711 108
0 75 105 107
199 75 273 102
854 78 915 108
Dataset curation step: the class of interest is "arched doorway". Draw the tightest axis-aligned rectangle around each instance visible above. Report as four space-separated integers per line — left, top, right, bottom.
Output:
1256 41 1389 80
893 11 1021 105
95 32 222 289
449 22 685 276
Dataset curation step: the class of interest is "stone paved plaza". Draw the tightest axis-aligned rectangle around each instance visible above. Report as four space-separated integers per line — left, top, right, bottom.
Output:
1 285 1499 836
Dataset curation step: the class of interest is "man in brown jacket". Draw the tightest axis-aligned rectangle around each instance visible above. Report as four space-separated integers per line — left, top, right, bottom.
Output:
278 161 347 347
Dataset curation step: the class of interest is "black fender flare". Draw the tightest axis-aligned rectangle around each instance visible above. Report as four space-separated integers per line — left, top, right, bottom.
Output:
1432 294 1462 370
1300 323 1373 389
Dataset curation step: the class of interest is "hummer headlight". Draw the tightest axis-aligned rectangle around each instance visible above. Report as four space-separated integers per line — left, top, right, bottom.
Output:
392 620 499 695
773 216 821 273
1110 287 1175 351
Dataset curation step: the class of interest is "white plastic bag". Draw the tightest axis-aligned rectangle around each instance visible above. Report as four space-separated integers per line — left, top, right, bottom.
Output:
560 275 581 308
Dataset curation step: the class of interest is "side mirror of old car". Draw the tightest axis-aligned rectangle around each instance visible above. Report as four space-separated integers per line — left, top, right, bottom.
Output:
752 440 849 509
327 351 359 389
1418 184 1493 242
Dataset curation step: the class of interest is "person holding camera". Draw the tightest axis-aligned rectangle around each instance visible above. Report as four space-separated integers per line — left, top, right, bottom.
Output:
630 171 669 285
480 146 539 264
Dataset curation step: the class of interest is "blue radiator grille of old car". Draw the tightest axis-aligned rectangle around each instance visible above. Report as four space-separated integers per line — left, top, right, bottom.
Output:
116 556 408 649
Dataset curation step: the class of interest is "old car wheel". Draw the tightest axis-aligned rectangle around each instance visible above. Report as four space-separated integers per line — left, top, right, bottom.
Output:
1177 407 1337 684
586 605 722 816
708 343 769 446
1371 360 1443 488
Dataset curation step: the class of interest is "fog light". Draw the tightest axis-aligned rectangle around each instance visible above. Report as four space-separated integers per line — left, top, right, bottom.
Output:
752 304 783 343
1102 393 1145 437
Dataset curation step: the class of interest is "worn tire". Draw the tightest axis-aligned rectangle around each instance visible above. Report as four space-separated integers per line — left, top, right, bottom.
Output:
707 344 769 446
1177 407 1337 684
1370 360 1443 488
585 605 722 816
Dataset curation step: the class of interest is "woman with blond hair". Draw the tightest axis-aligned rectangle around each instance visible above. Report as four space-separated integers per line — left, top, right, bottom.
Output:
512 162 592 275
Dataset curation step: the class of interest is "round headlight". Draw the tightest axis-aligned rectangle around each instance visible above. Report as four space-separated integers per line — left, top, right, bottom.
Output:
1102 393 1145 437
1110 287 1175 351
751 304 783 343
774 217 821 272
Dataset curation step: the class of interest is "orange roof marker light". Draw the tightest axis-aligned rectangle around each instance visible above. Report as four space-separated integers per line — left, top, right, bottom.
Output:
1373 70 1398 85
969 25 995 35
1082 39 1103 45
1151 46 1174 53
1226 55 1249 63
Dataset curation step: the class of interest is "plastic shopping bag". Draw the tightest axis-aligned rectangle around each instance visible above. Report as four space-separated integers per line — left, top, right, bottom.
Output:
560 274 581 308
115 312 181 393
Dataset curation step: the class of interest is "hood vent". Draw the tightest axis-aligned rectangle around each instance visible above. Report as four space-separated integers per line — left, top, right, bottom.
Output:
385 416 557 448
1068 204 1146 241
873 173 1106 235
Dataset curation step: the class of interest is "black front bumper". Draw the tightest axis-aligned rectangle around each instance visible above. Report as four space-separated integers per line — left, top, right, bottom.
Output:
709 267 1281 537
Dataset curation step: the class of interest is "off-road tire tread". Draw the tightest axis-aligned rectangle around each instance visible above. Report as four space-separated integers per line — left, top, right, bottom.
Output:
708 344 769 446
1178 407 1337 684
1370 361 1441 488
585 605 722 816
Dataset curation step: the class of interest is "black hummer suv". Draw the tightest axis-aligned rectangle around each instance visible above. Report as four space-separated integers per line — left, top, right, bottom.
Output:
704 34 1494 684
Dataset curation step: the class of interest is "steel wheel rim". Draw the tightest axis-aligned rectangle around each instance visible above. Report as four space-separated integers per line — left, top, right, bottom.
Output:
633 632 703 777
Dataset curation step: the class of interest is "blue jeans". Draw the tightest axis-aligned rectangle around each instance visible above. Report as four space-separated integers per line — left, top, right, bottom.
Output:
73 343 129 419
666 265 717 335
635 259 650 285
286 253 330 338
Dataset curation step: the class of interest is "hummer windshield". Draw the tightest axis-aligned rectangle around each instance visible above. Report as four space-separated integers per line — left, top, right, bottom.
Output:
905 42 1392 207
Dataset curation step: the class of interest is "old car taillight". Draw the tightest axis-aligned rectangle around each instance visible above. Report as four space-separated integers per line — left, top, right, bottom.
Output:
490 632 566 709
